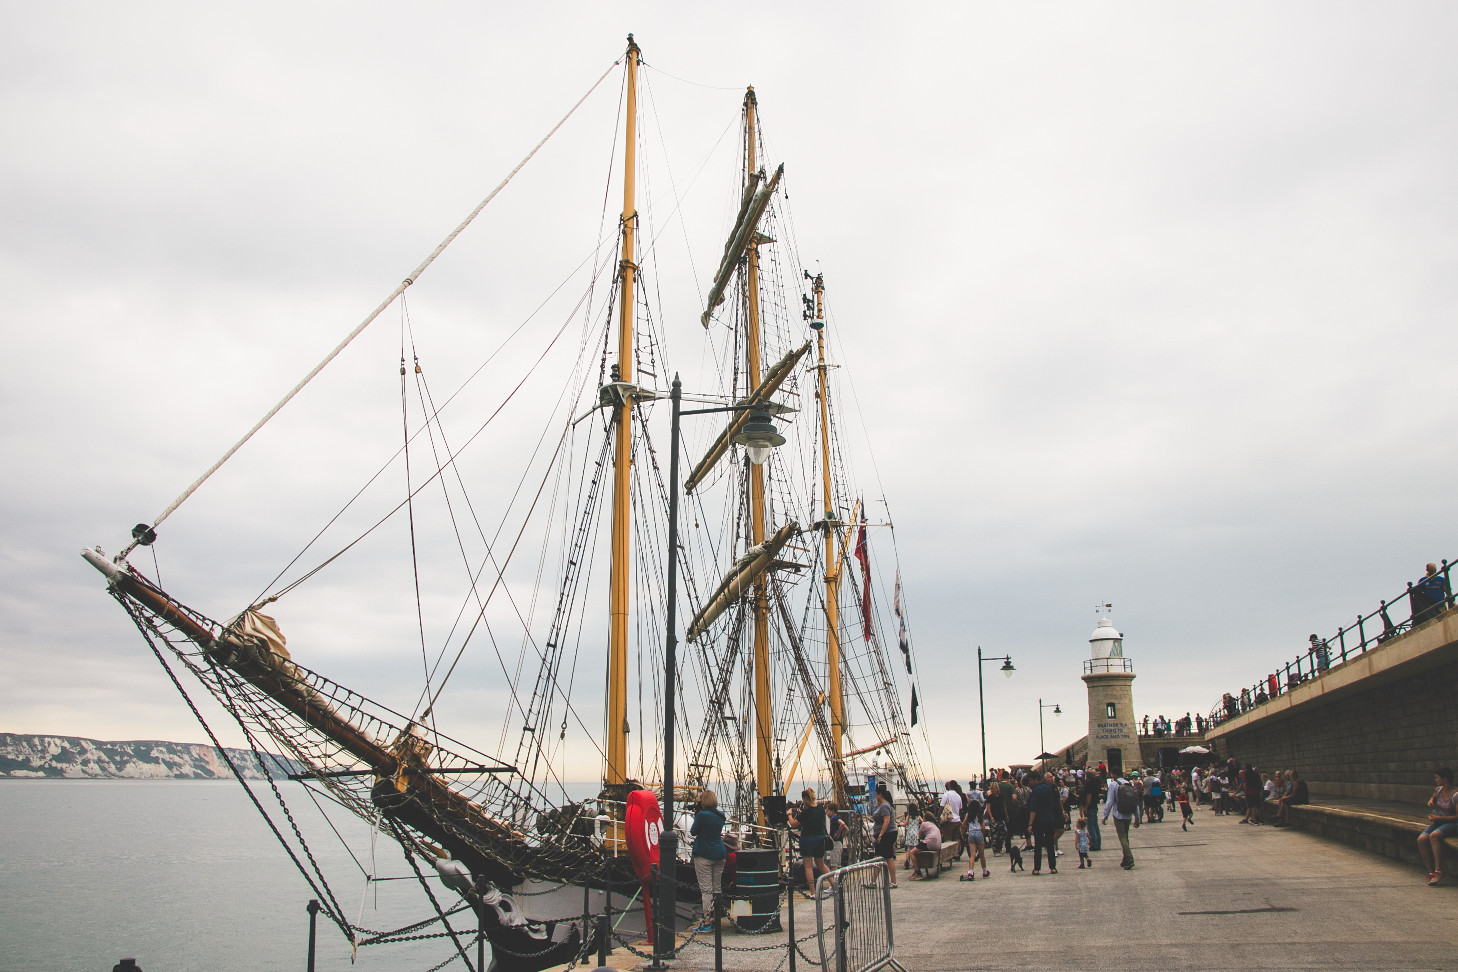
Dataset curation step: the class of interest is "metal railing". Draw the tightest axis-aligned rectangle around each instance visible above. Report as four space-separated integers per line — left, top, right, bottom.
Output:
1207 558 1454 729
815 859 907 972
1084 657 1134 674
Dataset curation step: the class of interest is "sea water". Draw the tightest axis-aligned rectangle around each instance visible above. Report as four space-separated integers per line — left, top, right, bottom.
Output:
0 779 592 972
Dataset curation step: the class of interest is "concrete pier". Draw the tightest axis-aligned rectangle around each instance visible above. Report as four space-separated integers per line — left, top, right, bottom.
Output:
621 808 1458 970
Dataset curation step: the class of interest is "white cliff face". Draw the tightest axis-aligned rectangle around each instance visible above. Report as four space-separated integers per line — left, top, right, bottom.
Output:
0 733 281 779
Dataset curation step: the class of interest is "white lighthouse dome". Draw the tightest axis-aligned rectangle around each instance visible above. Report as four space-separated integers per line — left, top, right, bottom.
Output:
1088 617 1123 659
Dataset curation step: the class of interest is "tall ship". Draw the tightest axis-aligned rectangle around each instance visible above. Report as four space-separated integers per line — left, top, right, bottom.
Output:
81 37 937 970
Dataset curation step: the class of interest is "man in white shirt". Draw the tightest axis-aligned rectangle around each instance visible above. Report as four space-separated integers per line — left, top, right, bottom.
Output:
940 781 963 819
1101 772 1141 869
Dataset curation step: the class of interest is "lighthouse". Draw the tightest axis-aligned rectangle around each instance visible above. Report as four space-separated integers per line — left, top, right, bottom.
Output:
1081 614 1141 777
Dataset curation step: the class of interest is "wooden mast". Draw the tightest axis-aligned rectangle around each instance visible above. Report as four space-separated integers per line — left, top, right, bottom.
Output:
743 87 776 812
605 35 640 788
811 273 847 805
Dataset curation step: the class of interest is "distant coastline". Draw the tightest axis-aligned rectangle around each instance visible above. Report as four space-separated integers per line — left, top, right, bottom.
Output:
0 732 293 780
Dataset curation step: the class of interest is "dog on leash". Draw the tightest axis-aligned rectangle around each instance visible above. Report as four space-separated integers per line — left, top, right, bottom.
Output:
1007 845 1024 871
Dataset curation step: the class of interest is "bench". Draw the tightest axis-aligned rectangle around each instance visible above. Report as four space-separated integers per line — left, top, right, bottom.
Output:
1277 798 1458 869
912 848 942 878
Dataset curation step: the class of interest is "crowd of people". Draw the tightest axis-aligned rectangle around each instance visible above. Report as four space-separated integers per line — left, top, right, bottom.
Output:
1140 713 1204 736
857 756 1324 885
686 755 1456 932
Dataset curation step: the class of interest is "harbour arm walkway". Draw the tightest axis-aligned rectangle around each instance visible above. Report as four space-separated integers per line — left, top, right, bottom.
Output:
614 804 1458 972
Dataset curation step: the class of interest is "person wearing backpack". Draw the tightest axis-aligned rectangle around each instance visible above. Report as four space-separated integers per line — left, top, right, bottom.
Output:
1101 771 1141 869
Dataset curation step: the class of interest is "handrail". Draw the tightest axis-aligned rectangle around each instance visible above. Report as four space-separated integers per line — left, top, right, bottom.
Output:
1083 657 1134 675
1206 558 1454 730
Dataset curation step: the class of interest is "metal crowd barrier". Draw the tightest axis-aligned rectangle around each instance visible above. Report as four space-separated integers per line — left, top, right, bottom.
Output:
814 859 907 972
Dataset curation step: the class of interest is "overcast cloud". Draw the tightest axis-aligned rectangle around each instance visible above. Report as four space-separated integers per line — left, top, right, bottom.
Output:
3 2 1456 777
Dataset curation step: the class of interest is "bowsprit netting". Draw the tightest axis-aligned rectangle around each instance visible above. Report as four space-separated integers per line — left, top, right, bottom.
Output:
110 570 618 893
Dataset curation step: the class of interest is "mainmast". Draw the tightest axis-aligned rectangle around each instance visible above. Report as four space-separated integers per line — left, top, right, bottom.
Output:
810 273 847 805
605 35 640 787
743 87 775 810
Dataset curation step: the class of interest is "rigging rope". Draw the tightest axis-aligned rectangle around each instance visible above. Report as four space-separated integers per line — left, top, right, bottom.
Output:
126 56 623 557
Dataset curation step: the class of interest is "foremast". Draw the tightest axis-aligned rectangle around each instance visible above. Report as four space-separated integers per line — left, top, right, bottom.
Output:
742 87 776 816
605 35 640 788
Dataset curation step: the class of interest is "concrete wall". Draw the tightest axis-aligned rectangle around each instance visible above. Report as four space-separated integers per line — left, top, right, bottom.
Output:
1205 607 1458 804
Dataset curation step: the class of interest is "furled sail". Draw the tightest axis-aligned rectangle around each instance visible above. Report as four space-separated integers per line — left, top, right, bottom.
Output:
699 164 784 329
685 520 799 642
683 341 810 493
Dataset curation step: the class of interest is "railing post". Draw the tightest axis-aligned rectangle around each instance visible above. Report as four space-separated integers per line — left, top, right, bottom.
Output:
305 899 319 972
714 893 723 972
785 878 796 972
1354 615 1362 657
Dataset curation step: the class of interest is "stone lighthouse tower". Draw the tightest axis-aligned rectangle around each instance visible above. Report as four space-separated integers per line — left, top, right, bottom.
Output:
1081 614 1141 777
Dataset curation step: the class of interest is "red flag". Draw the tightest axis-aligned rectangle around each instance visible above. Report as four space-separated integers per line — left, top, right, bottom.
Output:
855 510 872 640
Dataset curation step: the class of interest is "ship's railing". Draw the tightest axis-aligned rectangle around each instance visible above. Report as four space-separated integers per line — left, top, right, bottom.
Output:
815 858 907 972
1083 657 1134 674
1207 558 1455 730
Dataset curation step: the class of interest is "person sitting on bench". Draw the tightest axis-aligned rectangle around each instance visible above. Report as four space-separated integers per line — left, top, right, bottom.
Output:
903 811 942 879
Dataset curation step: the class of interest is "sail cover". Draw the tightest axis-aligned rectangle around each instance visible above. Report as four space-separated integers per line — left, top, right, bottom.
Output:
700 164 784 329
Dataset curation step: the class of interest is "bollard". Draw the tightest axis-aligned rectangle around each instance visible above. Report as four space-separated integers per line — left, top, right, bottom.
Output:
305 899 320 972
478 900 486 972
784 881 796 972
597 911 610 968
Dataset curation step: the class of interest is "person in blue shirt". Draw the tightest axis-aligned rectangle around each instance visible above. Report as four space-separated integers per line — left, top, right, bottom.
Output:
690 790 728 931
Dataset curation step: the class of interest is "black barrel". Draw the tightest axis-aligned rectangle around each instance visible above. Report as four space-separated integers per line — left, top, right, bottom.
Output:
731 848 781 933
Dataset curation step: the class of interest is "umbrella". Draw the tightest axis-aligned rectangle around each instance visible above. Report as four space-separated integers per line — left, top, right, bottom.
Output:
1036 752 1059 760
1178 745 1211 754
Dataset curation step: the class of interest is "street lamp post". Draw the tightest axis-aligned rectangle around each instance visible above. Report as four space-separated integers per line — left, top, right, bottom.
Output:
653 375 783 970
1038 699 1062 758
975 646 1015 781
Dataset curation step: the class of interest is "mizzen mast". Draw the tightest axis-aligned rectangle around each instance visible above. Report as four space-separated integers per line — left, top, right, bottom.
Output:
605 35 641 788
809 273 848 806
742 87 776 812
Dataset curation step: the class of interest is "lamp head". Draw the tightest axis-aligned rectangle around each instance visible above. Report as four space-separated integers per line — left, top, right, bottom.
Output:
1000 658 1015 678
1053 704 1062 717
731 408 786 466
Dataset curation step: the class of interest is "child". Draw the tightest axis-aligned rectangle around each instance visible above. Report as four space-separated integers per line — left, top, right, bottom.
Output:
1075 817 1091 868
1178 783 1194 831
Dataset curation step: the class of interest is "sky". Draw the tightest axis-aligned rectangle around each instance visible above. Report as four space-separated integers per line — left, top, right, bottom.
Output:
3 2 1456 780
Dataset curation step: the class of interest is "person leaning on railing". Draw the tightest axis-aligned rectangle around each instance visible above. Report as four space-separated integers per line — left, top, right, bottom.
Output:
1412 563 1453 627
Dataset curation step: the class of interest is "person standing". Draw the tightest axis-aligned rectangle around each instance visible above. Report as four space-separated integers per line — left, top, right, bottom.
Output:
985 779 1008 856
788 788 831 897
1082 769 1104 851
690 791 728 931
1413 562 1453 626
1028 772 1065 875
1101 770 1141 869
823 801 848 869
962 797 990 879
872 785 898 888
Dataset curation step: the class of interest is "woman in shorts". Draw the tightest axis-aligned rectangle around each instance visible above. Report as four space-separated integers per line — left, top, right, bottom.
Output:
788 788 831 896
1418 767 1458 886
963 797 989 879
